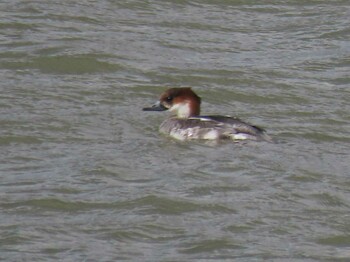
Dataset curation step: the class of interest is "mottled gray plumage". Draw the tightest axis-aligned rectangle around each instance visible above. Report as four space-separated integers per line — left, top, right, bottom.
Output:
160 116 269 141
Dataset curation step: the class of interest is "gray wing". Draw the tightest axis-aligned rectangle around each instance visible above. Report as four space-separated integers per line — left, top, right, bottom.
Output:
197 115 266 136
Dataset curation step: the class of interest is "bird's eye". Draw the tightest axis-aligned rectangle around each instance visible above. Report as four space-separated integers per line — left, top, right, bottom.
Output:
166 96 173 102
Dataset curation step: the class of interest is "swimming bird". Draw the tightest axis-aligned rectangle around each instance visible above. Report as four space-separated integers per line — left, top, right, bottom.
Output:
143 87 271 142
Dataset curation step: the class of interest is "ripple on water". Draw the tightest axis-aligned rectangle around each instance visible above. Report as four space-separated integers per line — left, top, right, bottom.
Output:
1 55 123 75
179 238 244 255
1 0 350 261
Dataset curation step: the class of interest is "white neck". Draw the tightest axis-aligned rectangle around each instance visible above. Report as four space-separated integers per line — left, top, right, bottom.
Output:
170 103 191 118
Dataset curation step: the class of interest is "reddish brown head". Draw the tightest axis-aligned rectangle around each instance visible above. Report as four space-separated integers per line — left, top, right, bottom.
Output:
143 87 201 118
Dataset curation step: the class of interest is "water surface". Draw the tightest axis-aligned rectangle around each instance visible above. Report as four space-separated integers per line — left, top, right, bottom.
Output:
1 0 350 261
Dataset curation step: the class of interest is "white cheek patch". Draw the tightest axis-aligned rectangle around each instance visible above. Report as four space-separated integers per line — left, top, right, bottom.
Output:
170 103 191 118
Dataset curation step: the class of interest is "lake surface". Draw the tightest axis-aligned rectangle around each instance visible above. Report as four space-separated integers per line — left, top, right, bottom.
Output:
1 0 349 261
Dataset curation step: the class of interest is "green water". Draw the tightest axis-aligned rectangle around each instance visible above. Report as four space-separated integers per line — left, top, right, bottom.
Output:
0 1 349 261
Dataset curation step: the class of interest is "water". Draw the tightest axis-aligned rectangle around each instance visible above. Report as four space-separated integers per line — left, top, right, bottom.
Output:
1 0 349 261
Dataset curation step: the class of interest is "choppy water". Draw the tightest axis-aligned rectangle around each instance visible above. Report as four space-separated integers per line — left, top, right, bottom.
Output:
1 0 350 261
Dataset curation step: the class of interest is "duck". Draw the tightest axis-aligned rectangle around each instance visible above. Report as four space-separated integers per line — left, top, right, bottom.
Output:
143 87 271 142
